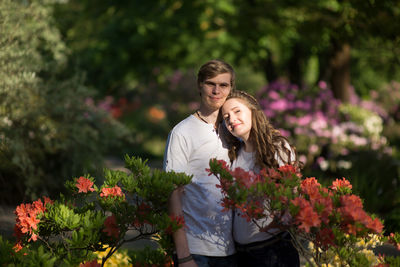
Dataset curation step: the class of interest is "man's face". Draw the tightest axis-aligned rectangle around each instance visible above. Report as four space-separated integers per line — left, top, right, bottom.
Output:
199 73 232 111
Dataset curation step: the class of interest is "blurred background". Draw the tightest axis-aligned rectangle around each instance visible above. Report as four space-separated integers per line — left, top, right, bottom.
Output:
1 0 400 234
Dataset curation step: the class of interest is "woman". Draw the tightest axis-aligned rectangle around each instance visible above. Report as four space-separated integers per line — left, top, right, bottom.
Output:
219 90 300 267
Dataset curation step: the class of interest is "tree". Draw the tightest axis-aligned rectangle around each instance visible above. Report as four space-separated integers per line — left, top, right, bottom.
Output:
226 0 400 101
0 0 131 203
53 0 400 101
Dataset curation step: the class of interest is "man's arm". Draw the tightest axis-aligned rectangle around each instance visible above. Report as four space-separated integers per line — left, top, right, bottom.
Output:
164 131 197 266
169 188 197 266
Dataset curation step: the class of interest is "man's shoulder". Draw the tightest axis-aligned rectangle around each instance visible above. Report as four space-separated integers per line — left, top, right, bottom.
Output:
170 115 199 134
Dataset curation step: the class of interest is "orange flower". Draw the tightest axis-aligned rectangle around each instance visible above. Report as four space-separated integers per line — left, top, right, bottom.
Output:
76 176 95 193
13 241 23 252
331 177 352 191
301 177 321 200
148 106 166 122
14 197 53 244
103 215 120 239
100 185 125 199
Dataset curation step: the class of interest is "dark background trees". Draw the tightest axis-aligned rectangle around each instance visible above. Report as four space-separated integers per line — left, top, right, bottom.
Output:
53 0 400 101
1 0 400 218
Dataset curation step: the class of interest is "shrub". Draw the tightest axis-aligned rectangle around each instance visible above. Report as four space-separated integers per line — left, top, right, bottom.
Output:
0 0 132 203
7 155 191 266
208 158 400 266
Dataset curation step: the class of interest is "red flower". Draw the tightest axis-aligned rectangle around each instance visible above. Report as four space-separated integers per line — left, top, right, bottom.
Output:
230 167 262 189
80 259 101 267
103 215 120 239
316 228 336 248
292 197 321 233
330 177 352 191
264 168 281 180
100 185 125 199
340 195 363 209
365 217 384 234
165 215 186 234
338 195 368 226
278 164 299 178
76 176 95 193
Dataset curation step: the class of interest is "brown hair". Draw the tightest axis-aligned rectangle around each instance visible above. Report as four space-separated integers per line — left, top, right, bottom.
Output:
197 59 236 90
219 90 300 170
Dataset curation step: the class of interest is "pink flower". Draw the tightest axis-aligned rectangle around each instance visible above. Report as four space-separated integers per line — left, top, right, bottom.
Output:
318 81 327 89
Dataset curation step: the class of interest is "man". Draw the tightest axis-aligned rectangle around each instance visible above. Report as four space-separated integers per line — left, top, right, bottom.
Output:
163 59 236 267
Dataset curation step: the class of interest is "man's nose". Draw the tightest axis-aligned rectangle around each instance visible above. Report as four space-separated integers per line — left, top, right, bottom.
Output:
212 85 222 93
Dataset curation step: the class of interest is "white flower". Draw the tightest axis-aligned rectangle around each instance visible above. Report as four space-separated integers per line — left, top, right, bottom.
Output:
337 160 352 169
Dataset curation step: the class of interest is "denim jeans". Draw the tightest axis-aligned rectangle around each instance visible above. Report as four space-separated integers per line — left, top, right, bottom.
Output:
236 232 299 267
173 254 237 267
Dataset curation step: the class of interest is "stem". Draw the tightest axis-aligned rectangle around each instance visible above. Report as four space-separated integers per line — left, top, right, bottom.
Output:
37 235 53 253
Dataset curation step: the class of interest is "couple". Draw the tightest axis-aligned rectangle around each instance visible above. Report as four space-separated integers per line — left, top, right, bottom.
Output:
163 59 300 267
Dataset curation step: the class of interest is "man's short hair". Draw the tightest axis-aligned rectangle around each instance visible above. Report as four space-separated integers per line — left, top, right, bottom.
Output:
197 59 236 90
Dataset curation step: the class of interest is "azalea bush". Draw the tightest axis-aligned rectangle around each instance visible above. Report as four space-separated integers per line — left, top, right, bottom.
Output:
4 155 191 266
255 80 400 232
256 81 392 171
208 158 400 266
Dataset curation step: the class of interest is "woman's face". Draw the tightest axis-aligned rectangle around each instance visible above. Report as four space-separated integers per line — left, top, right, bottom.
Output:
221 98 252 142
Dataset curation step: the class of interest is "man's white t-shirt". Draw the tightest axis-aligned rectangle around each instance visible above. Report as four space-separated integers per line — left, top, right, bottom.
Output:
163 115 235 256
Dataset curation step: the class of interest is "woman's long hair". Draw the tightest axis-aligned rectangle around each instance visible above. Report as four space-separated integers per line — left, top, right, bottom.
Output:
219 90 300 170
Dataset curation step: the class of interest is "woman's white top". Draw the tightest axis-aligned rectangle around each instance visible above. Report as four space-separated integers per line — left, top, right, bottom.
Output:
232 145 294 245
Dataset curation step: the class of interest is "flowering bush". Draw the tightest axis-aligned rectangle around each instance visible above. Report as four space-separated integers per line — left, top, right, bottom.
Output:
256 81 392 171
6 155 191 266
208 158 400 266
256 80 400 232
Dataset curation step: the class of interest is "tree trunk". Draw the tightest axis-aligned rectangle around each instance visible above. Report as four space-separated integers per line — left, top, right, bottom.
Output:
288 42 303 86
330 42 351 102
262 48 278 82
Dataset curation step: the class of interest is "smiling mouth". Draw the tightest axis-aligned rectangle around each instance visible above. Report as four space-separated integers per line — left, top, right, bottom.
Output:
231 123 241 129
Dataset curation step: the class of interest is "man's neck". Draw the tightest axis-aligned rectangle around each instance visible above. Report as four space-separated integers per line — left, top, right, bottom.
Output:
197 106 219 125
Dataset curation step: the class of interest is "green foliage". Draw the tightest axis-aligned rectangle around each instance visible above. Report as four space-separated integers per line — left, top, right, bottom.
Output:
129 246 173 266
384 255 400 266
8 155 191 266
337 150 400 233
0 0 132 203
0 235 16 266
